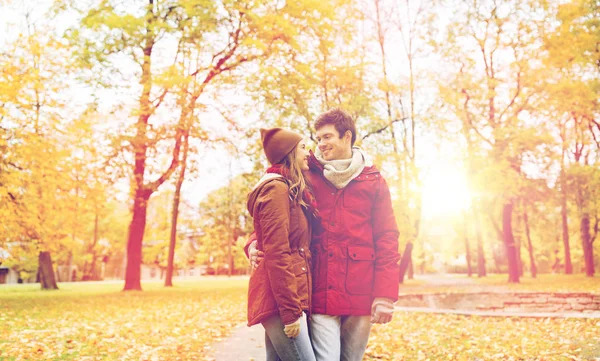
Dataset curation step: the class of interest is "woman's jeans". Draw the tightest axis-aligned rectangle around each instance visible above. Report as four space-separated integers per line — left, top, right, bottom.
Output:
263 313 316 361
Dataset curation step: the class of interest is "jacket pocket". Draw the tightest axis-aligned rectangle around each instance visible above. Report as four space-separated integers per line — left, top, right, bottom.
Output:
345 246 375 295
293 258 309 307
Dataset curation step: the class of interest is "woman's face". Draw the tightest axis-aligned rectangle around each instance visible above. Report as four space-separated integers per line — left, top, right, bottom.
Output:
295 139 310 171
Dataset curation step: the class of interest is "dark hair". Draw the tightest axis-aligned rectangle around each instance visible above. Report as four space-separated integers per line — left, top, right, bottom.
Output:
314 109 357 146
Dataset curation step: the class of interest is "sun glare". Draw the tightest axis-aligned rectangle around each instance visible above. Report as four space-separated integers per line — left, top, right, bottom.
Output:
421 162 471 220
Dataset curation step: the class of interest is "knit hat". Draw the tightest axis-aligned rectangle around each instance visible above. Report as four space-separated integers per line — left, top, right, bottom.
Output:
260 128 303 165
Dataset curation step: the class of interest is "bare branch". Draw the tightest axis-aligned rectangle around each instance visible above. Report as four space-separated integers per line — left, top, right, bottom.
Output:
586 116 600 149
8 162 24 171
498 61 522 123
508 92 534 121
362 117 407 141
145 124 184 193
461 88 495 147
151 88 170 110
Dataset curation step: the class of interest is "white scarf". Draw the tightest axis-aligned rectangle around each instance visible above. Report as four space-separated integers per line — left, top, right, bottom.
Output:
315 147 371 189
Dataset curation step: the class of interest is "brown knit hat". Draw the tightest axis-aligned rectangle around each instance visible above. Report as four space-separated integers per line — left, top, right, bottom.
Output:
260 128 303 165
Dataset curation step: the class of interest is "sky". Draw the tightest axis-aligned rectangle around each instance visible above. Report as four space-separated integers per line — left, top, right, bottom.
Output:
0 0 474 225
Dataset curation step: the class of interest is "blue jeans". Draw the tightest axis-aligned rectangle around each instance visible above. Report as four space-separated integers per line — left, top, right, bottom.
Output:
263 313 316 361
309 314 371 361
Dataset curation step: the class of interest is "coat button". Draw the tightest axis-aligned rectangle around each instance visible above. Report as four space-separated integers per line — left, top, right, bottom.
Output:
353 253 357 257
302 267 306 271
328 285 333 290
330 222 335 226
329 252 333 257
300 248 304 252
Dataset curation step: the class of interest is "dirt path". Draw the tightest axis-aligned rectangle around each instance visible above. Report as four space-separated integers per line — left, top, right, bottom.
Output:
210 323 265 361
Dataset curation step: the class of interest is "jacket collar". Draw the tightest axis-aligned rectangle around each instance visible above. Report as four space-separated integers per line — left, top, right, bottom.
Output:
308 150 380 176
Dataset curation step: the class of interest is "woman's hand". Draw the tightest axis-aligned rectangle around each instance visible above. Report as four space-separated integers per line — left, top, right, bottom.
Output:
283 317 301 338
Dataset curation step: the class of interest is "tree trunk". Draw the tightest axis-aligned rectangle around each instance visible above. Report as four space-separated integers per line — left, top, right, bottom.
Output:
408 193 421 280
398 242 413 283
463 210 472 277
165 185 180 287
581 213 595 277
374 0 397 155
166 130 190 287
88 211 99 280
502 201 520 283
38 251 58 290
516 237 524 277
124 189 150 291
523 208 537 278
90 250 98 280
124 1 154 291
472 202 486 277
560 151 573 274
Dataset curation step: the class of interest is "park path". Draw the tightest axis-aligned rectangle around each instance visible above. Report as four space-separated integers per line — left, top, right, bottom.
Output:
415 273 480 286
210 323 265 361
209 275 481 361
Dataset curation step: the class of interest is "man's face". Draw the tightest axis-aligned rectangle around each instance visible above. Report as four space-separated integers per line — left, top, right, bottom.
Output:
316 124 352 161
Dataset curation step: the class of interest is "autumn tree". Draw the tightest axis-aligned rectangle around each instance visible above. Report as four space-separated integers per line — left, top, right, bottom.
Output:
69 0 323 290
436 0 553 283
0 5 83 289
543 0 599 277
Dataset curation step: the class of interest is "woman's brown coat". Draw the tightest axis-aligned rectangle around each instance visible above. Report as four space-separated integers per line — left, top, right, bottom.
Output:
246 175 312 326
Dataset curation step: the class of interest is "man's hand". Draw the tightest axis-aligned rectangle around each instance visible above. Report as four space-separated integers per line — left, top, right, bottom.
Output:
248 240 264 270
371 297 394 324
283 317 301 338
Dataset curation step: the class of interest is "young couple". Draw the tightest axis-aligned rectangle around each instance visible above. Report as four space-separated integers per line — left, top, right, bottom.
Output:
245 109 400 361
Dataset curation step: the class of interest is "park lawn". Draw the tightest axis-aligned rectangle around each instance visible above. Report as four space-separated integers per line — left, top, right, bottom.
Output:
0 279 248 361
1 275 599 361
372 274 600 360
366 312 600 361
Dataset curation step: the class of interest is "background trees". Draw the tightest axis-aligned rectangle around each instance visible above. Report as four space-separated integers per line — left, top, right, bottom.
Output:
1 0 598 289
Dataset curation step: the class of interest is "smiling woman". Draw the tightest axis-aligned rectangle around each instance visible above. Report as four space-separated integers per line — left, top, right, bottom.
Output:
421 161 471 220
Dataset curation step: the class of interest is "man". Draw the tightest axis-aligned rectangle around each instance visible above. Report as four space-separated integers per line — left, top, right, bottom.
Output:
249 109 400 361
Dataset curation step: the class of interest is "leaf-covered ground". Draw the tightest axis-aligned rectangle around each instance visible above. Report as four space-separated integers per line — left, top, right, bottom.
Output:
1 275 599 360
0 279 247 361
366 313 600 361
369 274 600 360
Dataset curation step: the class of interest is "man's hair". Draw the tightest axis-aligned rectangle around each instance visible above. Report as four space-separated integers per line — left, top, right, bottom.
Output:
314 109 357 146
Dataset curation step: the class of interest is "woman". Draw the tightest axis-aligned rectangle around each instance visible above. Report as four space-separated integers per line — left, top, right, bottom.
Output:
246 127 318 361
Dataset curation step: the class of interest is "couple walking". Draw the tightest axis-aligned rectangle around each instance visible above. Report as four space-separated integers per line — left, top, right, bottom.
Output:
245 109 400 361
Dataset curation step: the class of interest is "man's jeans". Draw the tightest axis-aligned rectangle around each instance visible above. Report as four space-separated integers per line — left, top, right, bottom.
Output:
309 314 371 361
263 313 316 361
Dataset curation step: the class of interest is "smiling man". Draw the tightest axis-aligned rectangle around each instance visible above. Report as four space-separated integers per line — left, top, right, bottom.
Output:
248 109 400 361
305 109 400 361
